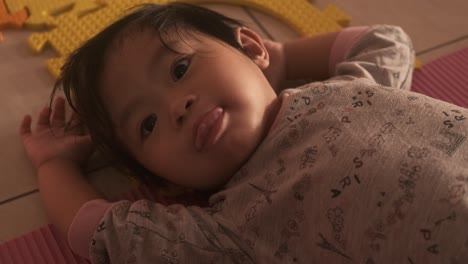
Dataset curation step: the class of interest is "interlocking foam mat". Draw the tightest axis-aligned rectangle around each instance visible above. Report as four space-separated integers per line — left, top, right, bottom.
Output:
411 47 468 109
3 0 349 77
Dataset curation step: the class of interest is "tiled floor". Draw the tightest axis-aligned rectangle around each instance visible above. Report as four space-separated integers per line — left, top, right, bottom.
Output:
0 0 467 242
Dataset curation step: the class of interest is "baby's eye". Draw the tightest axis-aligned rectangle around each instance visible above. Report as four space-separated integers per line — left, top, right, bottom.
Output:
172 58 190 81
141 114 157 139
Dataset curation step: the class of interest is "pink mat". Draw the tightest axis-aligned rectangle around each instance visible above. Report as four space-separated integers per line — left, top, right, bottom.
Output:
411 47 468 108
0 187 151 264
1 47 468 263
0 185 208 263
0 225 88 264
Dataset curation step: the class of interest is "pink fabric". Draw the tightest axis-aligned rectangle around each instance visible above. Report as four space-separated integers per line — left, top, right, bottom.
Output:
411 47 468 108
329 26 369 76
66 184 211 260
67 199 113 260
0 224 90 263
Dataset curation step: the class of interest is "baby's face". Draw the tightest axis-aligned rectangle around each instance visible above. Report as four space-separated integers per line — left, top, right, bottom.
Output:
100 27 279 190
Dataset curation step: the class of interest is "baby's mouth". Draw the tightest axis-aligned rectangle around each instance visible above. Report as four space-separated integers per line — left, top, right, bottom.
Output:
193 107 225 151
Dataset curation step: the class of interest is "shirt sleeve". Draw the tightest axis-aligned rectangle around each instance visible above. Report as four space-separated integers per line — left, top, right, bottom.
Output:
86 199 253 263
67 199 113 259
329 24 415 90
328 26 369 76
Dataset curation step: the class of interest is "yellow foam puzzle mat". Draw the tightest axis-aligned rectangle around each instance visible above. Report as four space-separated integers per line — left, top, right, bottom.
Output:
5 0 104 29
4 0 350 78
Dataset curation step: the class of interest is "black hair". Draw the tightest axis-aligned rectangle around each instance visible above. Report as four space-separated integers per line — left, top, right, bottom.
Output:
51 3 246 183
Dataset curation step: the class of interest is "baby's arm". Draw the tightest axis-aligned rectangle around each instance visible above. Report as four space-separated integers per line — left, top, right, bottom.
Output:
262 30 344 91
263 27 370 92
264 25 414 91
283 31 343 81
19 97 104 240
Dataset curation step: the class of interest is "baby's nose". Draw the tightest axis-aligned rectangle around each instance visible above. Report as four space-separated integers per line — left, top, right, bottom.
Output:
171 94 196 127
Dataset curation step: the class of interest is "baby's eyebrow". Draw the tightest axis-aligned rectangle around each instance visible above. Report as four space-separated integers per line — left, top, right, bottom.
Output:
147 42 172 76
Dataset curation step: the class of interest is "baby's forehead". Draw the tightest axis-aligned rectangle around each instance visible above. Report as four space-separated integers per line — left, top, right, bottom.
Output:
111 24 205 55
100 25 211 88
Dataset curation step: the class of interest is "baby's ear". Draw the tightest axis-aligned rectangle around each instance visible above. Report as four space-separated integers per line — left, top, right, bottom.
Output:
235 27 269 69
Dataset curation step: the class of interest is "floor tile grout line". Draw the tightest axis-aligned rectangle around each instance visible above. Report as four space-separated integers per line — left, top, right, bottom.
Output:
416 34 468 56
0 164 112 206
0 189 38 206
242 6 275 41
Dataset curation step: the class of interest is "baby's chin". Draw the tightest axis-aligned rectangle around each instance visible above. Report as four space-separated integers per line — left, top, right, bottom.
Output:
164 132 262 191
193 170 238 191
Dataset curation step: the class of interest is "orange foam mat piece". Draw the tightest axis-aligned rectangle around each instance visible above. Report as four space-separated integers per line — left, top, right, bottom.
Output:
0 0 28 38
4 0 103 29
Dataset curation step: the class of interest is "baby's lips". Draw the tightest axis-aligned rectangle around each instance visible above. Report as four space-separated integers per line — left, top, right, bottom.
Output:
193 107 224 151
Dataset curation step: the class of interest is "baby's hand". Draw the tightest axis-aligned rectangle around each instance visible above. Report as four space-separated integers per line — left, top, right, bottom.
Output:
19 97 94 172
262 39 286 93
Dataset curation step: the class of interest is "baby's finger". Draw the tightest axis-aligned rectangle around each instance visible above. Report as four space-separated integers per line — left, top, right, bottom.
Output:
65 112 82 134
76 134 93 145
51 97 66 127
19 115 32 139
36 106 51 129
